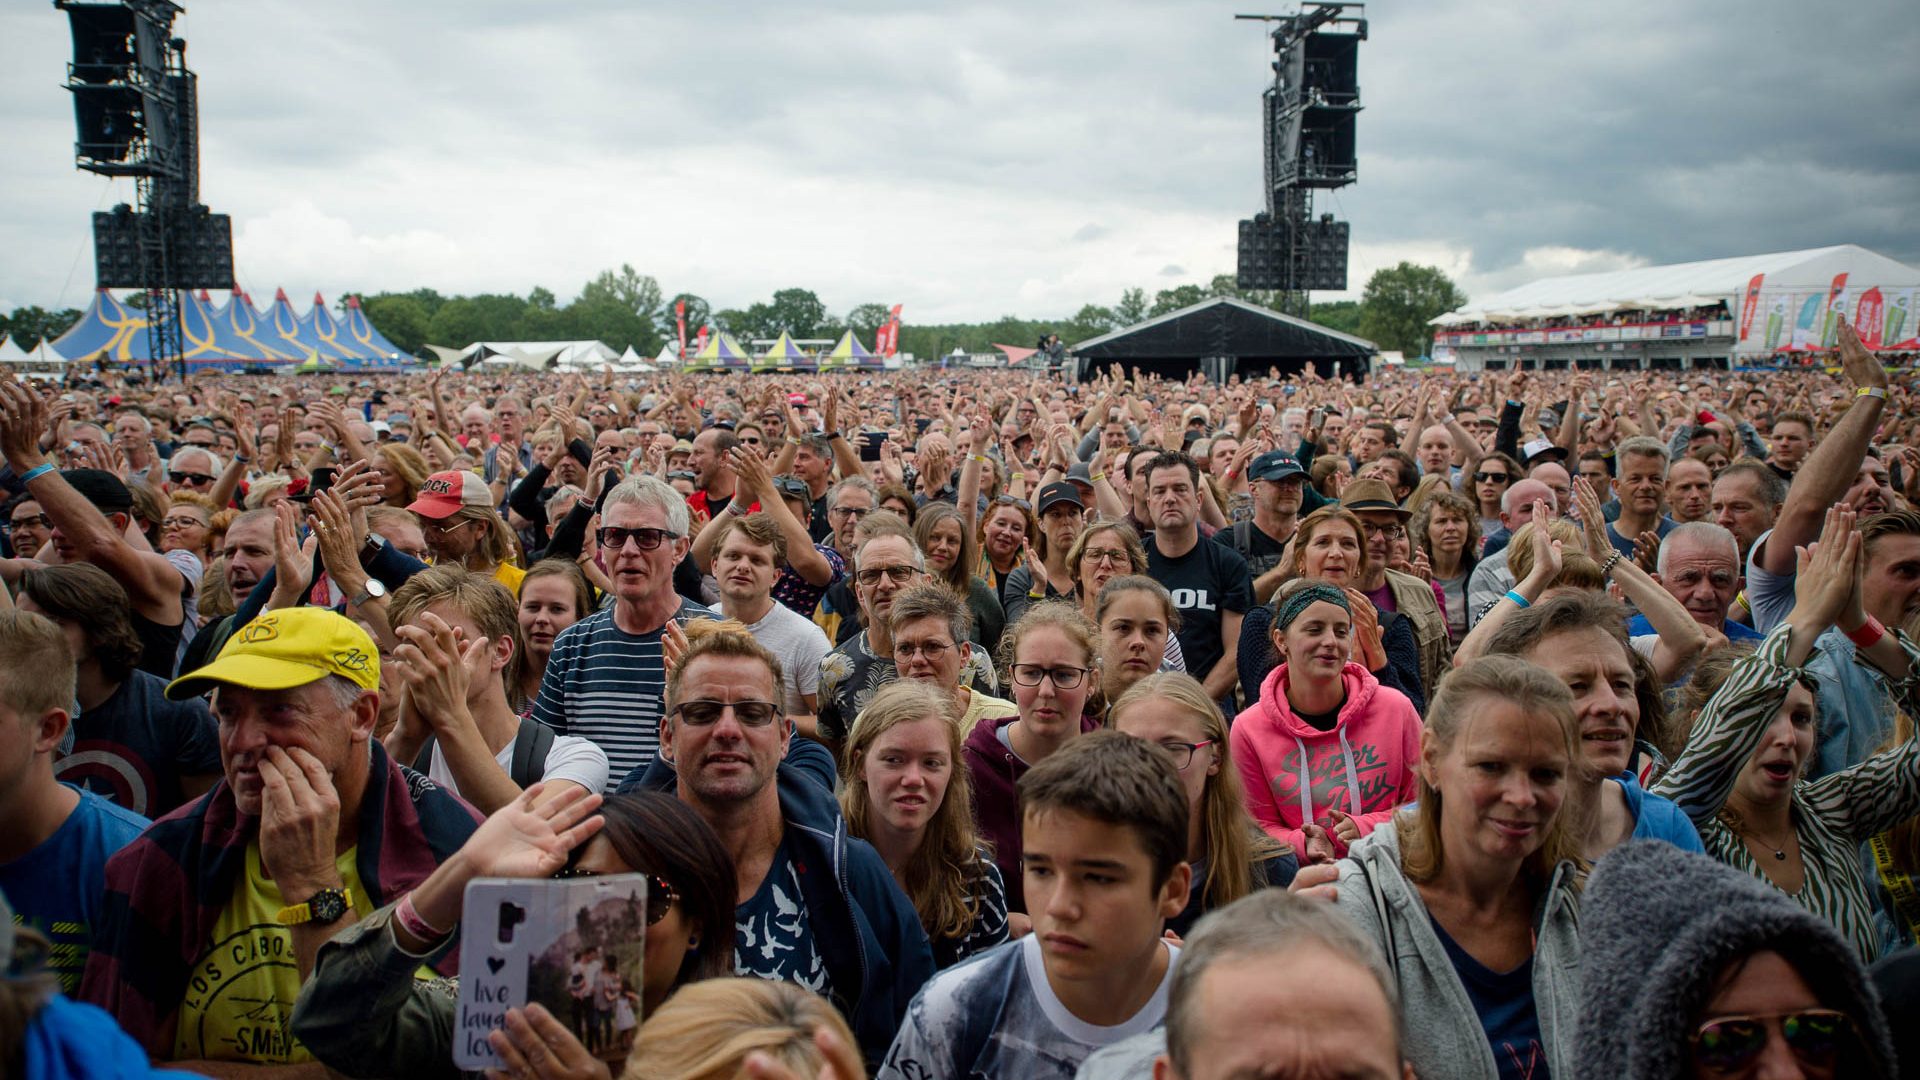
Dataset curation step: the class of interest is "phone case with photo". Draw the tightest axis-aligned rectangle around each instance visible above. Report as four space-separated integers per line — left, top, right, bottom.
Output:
452 874 650 1071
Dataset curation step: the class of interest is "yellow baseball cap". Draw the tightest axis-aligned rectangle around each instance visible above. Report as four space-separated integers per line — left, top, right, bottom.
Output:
165 607 381 701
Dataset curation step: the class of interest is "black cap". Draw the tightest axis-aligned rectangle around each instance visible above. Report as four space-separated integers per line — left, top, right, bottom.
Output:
61 468 133 514
1036 481 1084 515
1248 451 1305 482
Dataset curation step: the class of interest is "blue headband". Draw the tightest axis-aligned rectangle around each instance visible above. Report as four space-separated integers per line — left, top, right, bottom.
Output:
1274 583 1350 630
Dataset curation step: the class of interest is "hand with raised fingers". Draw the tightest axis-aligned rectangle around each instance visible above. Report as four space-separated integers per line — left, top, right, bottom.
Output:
1789 506 1860 635
1836 315 1888 392
391 611 482 734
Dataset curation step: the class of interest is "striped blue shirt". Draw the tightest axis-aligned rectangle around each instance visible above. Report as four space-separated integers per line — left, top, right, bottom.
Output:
531 597 714 788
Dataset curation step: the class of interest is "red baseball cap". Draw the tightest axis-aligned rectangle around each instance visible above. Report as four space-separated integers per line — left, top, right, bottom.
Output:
407 470 492 520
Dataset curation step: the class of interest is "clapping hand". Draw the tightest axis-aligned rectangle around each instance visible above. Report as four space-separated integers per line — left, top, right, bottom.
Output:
1788 507 1860 636
391 611 483 733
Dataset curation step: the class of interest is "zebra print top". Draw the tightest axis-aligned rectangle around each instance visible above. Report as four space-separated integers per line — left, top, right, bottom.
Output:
1652 622 1920 960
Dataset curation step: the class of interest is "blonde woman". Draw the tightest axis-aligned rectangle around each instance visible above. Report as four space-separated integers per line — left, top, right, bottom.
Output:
621 977 864 1080
840 681 1008 969
1295 655 1588 1080
1111 672 1296 938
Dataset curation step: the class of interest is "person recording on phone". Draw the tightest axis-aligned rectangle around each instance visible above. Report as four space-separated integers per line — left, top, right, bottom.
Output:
292 787 738 1079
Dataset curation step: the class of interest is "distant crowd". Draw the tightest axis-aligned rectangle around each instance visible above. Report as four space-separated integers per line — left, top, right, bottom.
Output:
1 312 1918 1079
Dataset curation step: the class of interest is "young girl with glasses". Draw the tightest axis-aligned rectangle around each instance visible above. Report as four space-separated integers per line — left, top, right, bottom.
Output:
963 601 1103 917
1110 672 1296 938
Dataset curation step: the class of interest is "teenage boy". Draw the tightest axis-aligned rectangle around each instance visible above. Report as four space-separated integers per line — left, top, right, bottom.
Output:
879 731 1191 1079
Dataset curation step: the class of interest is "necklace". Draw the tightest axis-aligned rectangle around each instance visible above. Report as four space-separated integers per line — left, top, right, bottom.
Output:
1742 826 1793 861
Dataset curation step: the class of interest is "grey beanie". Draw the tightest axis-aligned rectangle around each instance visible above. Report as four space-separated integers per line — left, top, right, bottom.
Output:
1576 841 1895 1079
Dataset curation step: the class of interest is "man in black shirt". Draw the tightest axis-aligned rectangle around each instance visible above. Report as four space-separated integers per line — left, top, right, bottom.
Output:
1215 451 1306 603
1143 452 1251 703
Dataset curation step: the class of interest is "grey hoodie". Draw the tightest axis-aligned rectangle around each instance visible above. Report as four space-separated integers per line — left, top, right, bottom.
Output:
1576 841 1895 1080
1331 822 1583 1080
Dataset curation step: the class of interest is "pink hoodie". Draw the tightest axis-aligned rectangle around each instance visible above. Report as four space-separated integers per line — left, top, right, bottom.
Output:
1230 661 1423 857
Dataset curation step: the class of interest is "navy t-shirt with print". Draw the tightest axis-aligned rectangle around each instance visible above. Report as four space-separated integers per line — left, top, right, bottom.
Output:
1430 914 1549 1080
57 668 220 819
734 831 833 1000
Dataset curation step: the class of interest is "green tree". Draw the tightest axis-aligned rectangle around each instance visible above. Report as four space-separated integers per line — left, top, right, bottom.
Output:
662 294 711 341
579 264 663 326
1357 262 1465 357
1113 287 1148 326
845 303 892 337
1309 300 1364 337
2 306 83 348
364 295 430 353
1149 284 1207 317
425 298 488 348
527 286 558 312
764 288 827 337
1062 303 1116 343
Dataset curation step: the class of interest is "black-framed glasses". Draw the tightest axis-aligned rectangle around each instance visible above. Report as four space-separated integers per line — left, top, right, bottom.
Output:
1691 1009 1855 1073
1011 664 1088 689
856 564 920 586
673 699 781 727
829 505 872 520
1360 522 1407 538
553 870 679 926
1081 547 1130 567
1473 471 1511 484
1153 738 1215 770
895 640 956 661
597 525 681 551
162 515 209 531
169 471 215 486
4 514 50 533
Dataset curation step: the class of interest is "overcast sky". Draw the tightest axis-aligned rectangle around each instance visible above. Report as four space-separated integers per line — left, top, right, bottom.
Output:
3 0 1916 324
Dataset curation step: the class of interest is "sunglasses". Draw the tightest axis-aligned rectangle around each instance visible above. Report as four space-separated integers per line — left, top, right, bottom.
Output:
992 495 1032 510
673 699 781 727
553 869 678 926
596 525 680 551
1691 1009 1854 1073
1473 471 1511 483
856 564 920 586
169 471 215 485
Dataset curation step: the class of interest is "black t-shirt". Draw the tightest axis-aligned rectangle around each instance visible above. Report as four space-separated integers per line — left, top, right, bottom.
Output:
1213 518 1291 579
55 669 221 819
1146 534 1253 683
807 492 832 544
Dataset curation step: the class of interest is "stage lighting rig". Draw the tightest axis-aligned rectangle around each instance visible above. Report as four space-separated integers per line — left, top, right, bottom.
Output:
58 0 232 379
1233 3 1365 314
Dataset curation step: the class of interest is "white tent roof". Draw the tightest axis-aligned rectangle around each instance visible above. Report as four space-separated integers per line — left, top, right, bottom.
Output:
26 341 69 364
651 342 678 367
1434 244 1920 324
464 340 619 367
0 336 27 361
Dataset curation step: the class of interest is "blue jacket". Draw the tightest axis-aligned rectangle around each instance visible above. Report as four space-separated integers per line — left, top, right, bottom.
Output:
619 739 935 1069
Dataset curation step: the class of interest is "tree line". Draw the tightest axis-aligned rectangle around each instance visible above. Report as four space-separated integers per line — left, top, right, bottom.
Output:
1 260 1463 361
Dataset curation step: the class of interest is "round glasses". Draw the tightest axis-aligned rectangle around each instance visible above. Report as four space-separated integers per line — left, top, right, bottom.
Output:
1010 664 1088 689
894 640 955 662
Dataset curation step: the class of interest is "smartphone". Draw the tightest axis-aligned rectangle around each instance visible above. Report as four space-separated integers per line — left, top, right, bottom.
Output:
454 874 652 1071
859 430 889 462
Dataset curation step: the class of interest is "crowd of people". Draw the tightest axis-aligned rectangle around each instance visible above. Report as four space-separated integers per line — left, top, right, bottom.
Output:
1 311 1918 1079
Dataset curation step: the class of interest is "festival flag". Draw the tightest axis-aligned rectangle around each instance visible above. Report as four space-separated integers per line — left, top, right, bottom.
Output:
875 304 904 356
1820 272 1850 347
1855 288 1884 348
1737 273 1765 341
675 300 688 367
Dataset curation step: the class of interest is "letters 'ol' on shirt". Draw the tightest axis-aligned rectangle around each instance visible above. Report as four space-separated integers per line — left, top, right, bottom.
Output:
1146 537 1253 683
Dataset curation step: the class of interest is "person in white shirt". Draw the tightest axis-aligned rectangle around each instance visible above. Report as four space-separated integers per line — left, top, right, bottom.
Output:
708 512 831 736
383 564 607 811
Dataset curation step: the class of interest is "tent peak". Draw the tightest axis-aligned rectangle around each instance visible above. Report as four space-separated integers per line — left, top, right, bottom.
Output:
274 287 290 302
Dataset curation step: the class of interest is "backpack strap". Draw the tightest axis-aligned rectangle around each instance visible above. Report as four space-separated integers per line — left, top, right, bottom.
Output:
510 717 559 789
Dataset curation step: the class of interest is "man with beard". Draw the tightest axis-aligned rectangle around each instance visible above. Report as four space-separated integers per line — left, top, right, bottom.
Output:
1215 451 1307 603
1142 452 1250 703
710 513 830 738
685 427 752 520
533 476 714 784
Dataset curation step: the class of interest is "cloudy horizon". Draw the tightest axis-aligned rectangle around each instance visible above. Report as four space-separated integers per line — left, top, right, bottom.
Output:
2 0 1915 324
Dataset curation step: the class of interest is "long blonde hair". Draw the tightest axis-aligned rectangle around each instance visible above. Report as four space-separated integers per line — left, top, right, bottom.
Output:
1111 673 1288 910
1396 655 1588 889
839 681 988 943
622 977 864 1080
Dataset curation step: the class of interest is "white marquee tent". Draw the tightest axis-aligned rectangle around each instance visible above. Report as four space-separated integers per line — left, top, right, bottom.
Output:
1433 244 1920 354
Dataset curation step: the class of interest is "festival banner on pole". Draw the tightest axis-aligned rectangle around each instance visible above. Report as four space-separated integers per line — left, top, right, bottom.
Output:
1737 273 1764 341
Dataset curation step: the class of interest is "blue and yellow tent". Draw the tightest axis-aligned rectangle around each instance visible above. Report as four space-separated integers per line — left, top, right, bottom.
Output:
684 330 751 372
753 331 813 373
819 330 879 372
342 295 409 366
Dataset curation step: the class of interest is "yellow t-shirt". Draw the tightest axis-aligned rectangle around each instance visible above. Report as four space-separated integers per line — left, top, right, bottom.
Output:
961 689 1018 731
173 844 376 1065
491 561 527 596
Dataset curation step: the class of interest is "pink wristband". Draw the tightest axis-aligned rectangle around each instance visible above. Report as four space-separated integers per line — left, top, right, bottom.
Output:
1844 616 1886 650
394 890 449 942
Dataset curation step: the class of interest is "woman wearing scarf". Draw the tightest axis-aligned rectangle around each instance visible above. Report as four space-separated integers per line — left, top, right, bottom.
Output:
1230 578 1423 860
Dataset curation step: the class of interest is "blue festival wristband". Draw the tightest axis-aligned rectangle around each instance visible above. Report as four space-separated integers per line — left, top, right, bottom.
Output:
1504 589 1531 609
18 462 55 485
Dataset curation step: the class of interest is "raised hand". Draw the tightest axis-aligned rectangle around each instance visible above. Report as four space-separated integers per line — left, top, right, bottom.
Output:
391 611 483 732
1835 315 1888 392
0 378 51 471
1789 507 1859 635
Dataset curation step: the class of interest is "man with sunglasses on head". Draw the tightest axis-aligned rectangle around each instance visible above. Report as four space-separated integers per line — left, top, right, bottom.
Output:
623 618 934 1071
533 475 714 786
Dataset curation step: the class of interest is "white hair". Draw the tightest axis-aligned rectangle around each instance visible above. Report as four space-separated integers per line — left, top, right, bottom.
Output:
602 475 689 536
170 446 224 474
1657 522 1739 577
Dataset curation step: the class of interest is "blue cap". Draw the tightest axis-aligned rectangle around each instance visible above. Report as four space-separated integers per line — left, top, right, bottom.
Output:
1248 451 1305 482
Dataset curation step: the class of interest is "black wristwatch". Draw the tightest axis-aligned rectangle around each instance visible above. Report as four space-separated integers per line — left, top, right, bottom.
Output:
276 886 351 927
358 531 387 567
